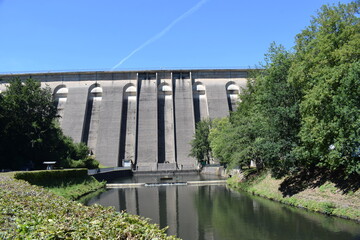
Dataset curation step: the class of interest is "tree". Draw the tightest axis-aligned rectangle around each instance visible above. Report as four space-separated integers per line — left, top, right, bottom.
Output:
189 119 212 165
290 1 360 176
209 2 360 178
249 44 301 176
0 78 58 169
212 44 301 174
0 78 99 170
209 117 232 165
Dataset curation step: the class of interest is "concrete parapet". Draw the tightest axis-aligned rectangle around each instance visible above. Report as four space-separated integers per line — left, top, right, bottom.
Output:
136 162 158 172
157 163 177 171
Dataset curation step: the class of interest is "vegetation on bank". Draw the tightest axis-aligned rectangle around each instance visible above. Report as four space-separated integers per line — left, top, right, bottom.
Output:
228 170 360 222
191 2 359 180
14 169 105 200
190 3 360 221
0 175 179 239
0 78 99 170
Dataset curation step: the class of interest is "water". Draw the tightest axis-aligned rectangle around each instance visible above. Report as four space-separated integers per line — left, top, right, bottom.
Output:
85 175 360 240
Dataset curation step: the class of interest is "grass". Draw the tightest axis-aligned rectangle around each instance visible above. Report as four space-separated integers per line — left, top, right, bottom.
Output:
228 171 360 222
13 169 106 200
45 176 106 200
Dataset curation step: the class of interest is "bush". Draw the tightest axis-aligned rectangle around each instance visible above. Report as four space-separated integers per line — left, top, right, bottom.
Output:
14 169 88 185
67 156 99 169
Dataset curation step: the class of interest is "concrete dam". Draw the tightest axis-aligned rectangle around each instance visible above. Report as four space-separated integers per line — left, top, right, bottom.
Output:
0 70 248 171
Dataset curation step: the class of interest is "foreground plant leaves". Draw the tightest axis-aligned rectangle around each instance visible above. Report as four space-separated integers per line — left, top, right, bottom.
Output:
0 176 179 239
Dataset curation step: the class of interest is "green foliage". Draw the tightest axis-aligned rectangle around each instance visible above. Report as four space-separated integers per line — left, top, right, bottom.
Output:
207 1 360 179
0 78 57 169
189 119 212 164
209 118 234 165
0 78 99 170
14 169 105 200
247 44 301 176
290 2 360 176
209 43 300 174
0 176 178 239
45 177 105 201
14 169 88 185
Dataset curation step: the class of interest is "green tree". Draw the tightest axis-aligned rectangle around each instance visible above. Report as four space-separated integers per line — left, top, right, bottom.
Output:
290 1 360 175
250 44 301 176
190 119 212 165
210 2 360 178
209 117 232 165
214 44 301 174
0 78 58 169
0 78 99 170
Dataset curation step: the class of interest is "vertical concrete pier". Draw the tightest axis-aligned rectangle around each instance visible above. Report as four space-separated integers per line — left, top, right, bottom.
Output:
120 84 137 165
174 72 196 170
82 84 102 154
61 86 88 142
157 74 176 167
136 73 158 171
95 82 124 167
53 85 68 126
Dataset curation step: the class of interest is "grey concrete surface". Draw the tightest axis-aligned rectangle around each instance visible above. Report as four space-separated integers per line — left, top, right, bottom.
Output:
95 83 124 167
174 77 196 170
61 87 88 142
136 76 158 171
0 69 248 171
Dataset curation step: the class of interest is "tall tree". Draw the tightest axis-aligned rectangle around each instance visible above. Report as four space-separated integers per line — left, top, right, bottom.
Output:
0 78 58 169
290 1 360 175
251 44 301 176
0 78 99 170
217 44 301 175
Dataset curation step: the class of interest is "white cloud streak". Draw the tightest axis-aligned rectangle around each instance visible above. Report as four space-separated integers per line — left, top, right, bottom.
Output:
111 0 209 70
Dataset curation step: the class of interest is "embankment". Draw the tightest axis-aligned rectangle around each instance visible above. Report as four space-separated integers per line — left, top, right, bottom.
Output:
228 172 360 222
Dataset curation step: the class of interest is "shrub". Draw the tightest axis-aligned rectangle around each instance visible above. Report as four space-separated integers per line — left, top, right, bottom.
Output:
14 169 88 185
68 156 99 169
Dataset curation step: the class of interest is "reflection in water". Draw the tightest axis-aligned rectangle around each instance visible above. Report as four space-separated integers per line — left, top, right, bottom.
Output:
86 185 360 240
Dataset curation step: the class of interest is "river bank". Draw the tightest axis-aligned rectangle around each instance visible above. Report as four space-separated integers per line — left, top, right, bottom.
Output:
0 174 179 239
227 171 360 222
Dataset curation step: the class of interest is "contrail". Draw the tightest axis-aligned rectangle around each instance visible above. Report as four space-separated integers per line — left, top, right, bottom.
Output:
111 0 209 70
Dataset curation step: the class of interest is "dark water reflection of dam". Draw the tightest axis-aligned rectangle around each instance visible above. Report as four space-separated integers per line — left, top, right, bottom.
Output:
86 176 360 240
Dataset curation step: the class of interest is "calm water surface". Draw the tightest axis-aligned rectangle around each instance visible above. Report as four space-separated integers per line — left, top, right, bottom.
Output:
86 175 360 240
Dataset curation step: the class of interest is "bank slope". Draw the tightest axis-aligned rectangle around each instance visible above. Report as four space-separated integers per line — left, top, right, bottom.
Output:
228 172 360 222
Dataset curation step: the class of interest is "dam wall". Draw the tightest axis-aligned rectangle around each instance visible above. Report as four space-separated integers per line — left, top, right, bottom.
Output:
0 69 247 171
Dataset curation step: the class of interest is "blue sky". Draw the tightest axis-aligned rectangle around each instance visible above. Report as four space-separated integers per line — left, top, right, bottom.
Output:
0 0 353 73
